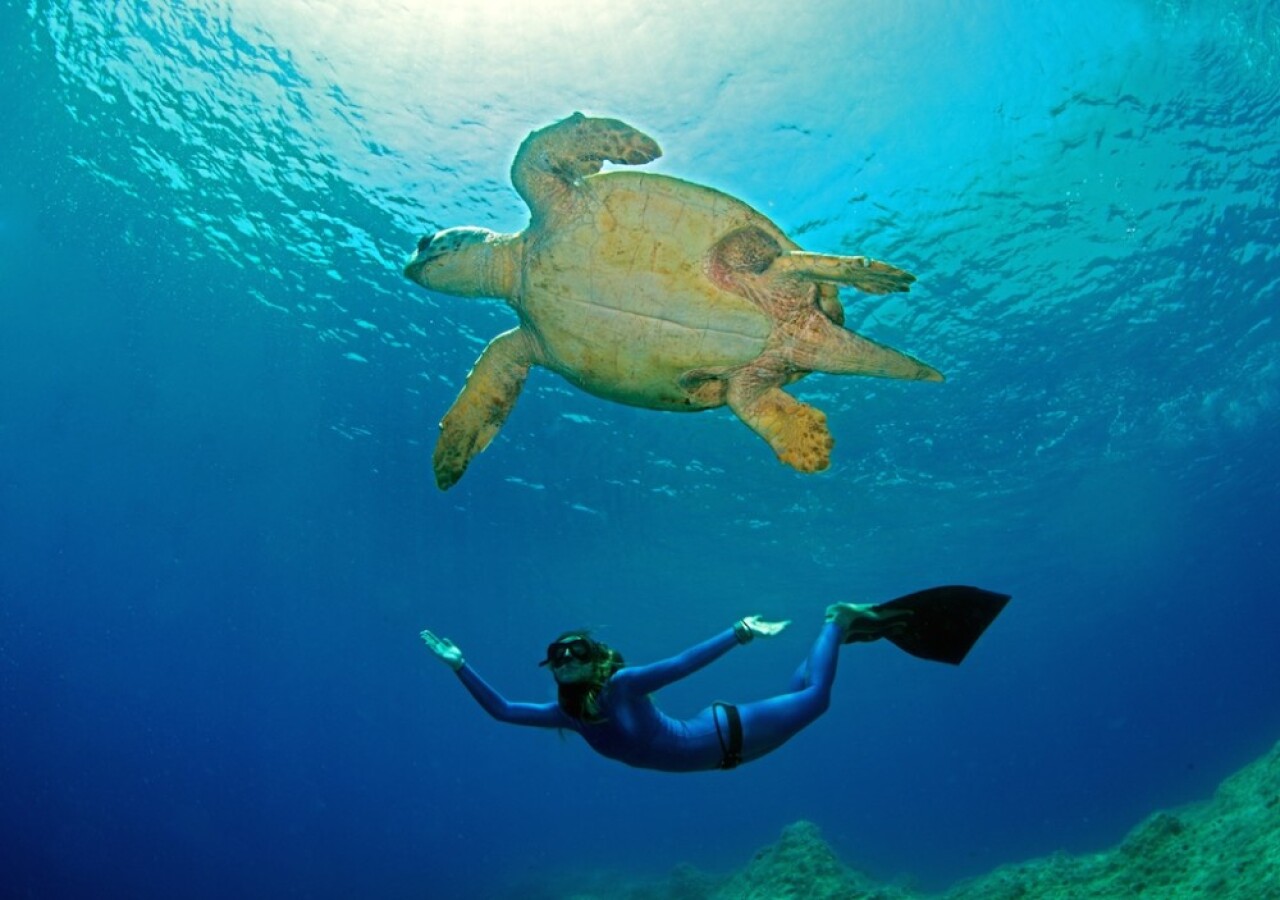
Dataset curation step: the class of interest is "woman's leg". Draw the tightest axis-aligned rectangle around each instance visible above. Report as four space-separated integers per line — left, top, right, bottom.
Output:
785 617 842 691
738 621 843 761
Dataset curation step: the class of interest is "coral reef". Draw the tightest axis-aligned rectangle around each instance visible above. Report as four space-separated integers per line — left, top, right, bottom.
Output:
495 738 1280 899
711 820 910 900
945 738 1280 899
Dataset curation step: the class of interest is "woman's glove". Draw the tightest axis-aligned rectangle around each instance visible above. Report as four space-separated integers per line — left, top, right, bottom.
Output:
420 629 465 671
734 615 791 643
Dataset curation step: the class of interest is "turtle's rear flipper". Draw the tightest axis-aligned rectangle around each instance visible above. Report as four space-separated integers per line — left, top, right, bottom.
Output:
864 586 1011 665
726 379 833 474
433 328 536 490
771 251 916 295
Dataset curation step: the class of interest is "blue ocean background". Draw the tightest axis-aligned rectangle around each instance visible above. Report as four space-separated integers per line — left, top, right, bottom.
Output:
3 1 1278 897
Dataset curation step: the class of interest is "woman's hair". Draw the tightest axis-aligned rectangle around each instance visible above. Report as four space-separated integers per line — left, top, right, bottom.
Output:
551 631 625 724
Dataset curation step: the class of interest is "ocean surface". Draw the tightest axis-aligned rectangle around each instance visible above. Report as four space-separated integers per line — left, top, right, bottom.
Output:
3 1 1278 897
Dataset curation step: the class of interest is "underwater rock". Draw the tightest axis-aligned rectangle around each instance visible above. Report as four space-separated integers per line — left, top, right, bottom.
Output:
714 739 1280 899
945 737 1280 899
710 820 910 900
494 738 1280 898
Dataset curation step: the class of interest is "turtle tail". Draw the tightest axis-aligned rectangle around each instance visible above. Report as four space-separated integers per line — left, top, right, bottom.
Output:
799 318 944 382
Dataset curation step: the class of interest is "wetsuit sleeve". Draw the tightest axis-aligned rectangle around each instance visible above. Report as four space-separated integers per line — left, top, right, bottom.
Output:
455 664 572 728
613 627 741 695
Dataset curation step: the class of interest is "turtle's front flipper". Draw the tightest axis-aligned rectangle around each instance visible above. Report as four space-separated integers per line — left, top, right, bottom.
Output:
771 251 916 295
512 112 661 216
434 328 537 490
726 375 833 474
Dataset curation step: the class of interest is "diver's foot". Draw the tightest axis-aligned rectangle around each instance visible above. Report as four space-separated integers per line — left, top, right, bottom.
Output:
826 602 913 644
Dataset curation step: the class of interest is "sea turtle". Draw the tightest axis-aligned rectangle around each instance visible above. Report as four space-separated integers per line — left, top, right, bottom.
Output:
404 112 942 489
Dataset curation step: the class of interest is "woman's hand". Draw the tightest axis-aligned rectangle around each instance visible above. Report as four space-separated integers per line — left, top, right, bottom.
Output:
735 615 790 642
420 629 465 671
743 615 789 637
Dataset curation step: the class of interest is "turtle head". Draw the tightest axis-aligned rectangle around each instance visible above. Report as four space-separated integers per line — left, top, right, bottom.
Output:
403 226 515 299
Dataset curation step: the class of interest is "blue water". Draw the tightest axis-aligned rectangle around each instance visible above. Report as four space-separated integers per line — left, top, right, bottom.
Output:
3 1 1278 897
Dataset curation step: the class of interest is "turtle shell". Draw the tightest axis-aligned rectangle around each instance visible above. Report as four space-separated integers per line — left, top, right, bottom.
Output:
517 171 794 410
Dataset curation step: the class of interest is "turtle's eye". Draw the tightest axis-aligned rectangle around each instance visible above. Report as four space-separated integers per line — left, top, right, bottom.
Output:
416 233 435 253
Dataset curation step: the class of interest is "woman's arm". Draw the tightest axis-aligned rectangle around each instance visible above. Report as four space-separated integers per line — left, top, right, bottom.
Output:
614 627 743 695
615 616 791 695
422 628 570 728
454 664 571 728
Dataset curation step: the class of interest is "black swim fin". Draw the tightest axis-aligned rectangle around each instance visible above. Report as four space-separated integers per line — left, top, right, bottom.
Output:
852 585 1011 665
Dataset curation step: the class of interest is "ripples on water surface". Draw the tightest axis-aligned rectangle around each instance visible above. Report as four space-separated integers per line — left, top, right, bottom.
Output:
7 1 1280 896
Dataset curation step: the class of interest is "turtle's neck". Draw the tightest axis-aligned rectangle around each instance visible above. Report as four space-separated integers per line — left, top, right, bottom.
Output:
482 233 523 300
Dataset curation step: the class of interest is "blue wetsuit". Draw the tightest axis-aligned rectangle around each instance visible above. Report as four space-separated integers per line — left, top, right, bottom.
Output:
454 621 843 772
